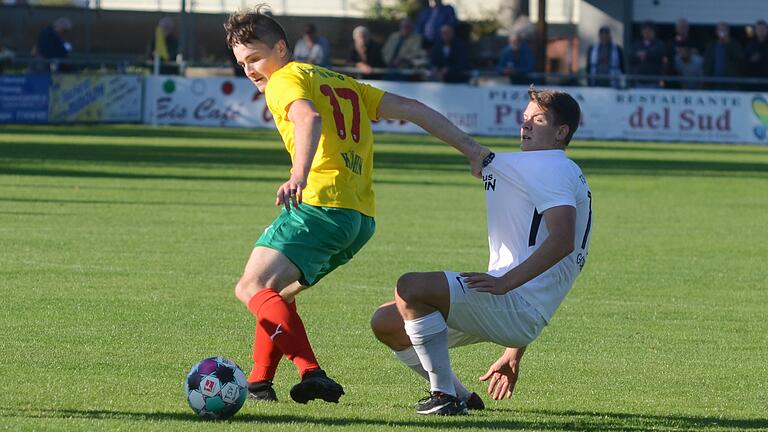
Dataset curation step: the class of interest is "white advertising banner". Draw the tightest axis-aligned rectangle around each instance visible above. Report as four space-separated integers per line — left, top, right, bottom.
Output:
144 75 273 128
143 76 768 145
607 89 768 144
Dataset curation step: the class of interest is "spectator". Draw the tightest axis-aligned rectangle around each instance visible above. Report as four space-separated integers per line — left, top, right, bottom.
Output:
150 17 179 74
745 19 768 89
34 17 72 72
382 18 427 69
416 0 457 50
314 25 332 66
586 26 624 88
347 25 384 78
430 24 470 83
667 18 695 56
294 24 326 65
703 22 745 90
0 34 14 73
664 18 694 84
630 21 667 88
672 41 704 89
496 32 534 85
414 0 430 38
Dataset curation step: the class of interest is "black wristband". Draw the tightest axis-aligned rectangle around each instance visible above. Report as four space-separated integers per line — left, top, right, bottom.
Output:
481 152 495 168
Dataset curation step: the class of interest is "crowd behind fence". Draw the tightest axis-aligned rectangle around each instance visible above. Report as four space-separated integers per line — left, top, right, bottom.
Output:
1 4 766 92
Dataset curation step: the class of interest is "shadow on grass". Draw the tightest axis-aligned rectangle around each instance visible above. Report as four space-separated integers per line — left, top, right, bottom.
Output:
0 197 256 208
572 141 768 157
3 407 766 431
0 140 474 170
3 124 767 157
0 210 63 216
0 124 269 142
2 140 768 182
0 166 280 183
0 167 472 189
524 408 768 431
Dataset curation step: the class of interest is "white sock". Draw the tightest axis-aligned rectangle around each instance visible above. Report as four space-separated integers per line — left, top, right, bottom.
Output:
452 375 472 401
394 347 472 401
393 346 429 380
403 311 455 397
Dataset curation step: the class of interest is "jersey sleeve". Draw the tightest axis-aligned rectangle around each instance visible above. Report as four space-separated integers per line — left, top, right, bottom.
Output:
354 80 386 121
266 69 311 116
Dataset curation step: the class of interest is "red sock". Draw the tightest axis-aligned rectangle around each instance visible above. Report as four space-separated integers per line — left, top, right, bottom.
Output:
248 301 296 383
248 289 320 378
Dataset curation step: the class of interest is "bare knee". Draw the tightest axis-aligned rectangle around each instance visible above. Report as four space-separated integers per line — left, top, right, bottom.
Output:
370 302 410 351
370 302 400 339
395 272 423 306
395 272 451 320
235 247 302 305
234 276 266 305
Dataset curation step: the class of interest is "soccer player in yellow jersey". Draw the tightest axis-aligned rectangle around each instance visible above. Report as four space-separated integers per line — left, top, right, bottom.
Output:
225 5 491 405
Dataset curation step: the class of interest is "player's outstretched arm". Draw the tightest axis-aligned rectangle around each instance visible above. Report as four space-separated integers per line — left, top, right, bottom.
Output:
377 92 490 178
277 99 322 211
480 346 527 400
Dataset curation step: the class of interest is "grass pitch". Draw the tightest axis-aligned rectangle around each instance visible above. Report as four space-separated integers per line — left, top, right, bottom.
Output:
1 124 767 431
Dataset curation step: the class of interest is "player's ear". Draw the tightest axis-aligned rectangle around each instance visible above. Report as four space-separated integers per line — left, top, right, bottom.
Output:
556 124 569 142
276 40 288 58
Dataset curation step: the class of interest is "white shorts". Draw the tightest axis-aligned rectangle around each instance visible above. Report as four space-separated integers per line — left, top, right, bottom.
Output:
444 271 547 349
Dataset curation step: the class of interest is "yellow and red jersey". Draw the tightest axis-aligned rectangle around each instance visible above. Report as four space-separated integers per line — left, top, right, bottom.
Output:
265 61 385 217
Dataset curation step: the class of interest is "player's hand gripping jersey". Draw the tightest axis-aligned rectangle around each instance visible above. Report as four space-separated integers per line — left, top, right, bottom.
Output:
265 62 385 217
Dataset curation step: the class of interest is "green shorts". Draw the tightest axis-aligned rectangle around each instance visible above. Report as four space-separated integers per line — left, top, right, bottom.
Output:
255 203 376 286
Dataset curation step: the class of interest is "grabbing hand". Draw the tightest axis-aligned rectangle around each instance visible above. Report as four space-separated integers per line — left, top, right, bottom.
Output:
469 145 492 178
357 62 374 74
460 272 511 295
479 352 521 400
275 176 306 211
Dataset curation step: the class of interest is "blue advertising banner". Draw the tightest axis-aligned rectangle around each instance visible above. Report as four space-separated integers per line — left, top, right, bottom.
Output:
50 75 142 123
0 74 51 123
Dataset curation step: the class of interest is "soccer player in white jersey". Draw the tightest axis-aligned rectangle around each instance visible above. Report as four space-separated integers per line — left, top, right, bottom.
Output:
371 87 592 415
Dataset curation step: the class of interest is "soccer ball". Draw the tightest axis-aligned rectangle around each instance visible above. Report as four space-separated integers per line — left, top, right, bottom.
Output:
185 356 248 420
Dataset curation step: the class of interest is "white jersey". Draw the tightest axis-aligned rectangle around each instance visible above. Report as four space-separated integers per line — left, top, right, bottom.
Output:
482 150 592 322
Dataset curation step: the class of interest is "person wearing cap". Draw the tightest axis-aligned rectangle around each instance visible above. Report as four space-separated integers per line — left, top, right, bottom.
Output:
586 26 624 88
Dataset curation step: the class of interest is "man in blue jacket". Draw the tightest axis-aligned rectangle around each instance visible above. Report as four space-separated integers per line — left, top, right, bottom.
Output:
35 17 72 72
497 33 534 85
